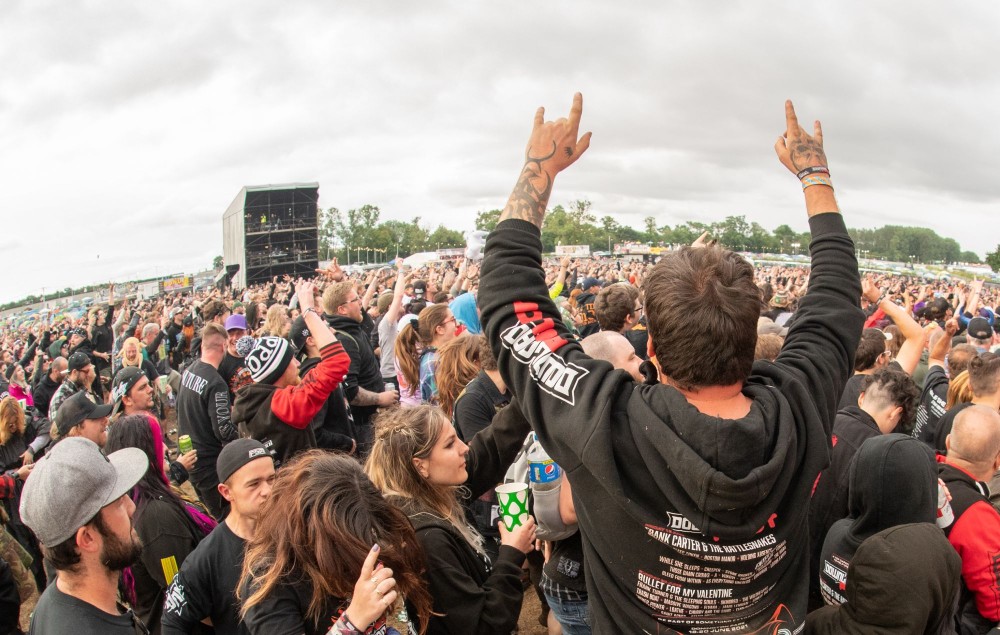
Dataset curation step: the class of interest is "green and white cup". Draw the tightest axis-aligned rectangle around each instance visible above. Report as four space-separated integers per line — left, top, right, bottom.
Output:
496 482 530 531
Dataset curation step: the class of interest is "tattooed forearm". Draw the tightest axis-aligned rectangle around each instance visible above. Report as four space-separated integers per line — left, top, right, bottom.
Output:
499 142 558 228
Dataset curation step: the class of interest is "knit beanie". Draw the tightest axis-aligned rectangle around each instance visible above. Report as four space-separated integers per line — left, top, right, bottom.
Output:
235 335 257 358
245 336 294 385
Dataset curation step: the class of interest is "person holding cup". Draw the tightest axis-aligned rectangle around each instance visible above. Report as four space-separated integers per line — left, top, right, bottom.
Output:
366 402 536 635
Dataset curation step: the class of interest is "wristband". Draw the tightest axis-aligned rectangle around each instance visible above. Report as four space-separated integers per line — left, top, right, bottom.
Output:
801 176 833 190
796 166 830 179
304 307 319 316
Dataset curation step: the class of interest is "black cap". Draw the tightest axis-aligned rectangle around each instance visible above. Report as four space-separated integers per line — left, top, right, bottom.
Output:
55 391 113 437
968 316 993 341
70 327 88 338
412 280 427 296
65 352 92 374
216 438 272 484
111 367 145 416
289 316 311 353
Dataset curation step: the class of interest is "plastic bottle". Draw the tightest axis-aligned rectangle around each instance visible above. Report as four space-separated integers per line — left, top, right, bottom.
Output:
527 436 561 492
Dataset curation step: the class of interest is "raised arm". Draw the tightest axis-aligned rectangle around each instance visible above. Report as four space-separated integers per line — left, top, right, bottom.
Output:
865 279 926 374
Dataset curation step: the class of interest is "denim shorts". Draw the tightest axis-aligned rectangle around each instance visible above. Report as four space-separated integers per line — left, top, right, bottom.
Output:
543 592 591 635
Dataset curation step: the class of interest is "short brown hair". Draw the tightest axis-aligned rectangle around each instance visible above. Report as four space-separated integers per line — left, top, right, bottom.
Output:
968 352 1000 397
201 322 227 351
948 344 977 378
594 284 639 332
321 281 355 315
854 329 888 372
201 299 228 322
644 246 760 390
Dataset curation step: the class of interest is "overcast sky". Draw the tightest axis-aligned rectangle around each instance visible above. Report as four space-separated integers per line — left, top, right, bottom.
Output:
2 1 998 303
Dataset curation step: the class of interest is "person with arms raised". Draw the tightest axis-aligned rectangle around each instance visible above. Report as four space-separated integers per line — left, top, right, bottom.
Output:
479 95 863 632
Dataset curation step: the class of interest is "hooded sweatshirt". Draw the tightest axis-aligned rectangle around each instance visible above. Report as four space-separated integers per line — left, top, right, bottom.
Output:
817 434 937 606
806 523 961 634
232 341 349 467
479 213 864 634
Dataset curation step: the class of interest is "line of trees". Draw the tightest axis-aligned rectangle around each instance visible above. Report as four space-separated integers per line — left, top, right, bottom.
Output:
475 200 980 264
318 205 465 264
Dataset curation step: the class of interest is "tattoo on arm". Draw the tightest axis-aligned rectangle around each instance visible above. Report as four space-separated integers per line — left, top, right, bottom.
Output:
350 386 382 407
498 143 557 228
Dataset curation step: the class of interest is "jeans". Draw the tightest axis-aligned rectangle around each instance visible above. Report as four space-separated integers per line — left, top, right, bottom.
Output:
543 592 591 635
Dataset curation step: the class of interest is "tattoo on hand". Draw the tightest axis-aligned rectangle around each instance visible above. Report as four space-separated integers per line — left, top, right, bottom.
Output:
563 146 573 158
790 140 827 171
499 142 557 228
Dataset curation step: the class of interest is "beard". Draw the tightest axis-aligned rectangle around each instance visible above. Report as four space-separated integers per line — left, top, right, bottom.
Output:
95 516 143 571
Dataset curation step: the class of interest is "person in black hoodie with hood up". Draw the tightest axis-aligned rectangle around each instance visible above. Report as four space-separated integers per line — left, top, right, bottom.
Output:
817 433 939 607
808 368 919 608
807 523 961 634
479 96 864 633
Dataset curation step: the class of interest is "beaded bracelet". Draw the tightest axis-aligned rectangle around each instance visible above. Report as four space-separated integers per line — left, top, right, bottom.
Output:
796 166 830 179
801 176 833 190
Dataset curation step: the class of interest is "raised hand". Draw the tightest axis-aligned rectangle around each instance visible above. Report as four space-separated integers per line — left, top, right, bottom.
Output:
315 257 345 282
345 544 397 630
500 93 592 228
774 100 827 175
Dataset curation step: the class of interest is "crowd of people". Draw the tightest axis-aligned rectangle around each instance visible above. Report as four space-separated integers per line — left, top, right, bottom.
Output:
1 96 999 634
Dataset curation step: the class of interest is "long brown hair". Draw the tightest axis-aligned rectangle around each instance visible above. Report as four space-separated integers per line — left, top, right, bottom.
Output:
239 450 432 632
435 335 485 417
394 304 451 398
366 405 485 556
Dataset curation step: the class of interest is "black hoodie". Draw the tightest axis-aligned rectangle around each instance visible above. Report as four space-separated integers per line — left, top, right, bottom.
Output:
817 434 937 606
808 405 882 608
299 355 356 453
480 213 864 634
325 314 384 437
389 400 532 635
806 523 961 634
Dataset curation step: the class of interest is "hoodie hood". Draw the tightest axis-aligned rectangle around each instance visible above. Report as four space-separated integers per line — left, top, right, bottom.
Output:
844 434 936 549
449 293 481 335
625 377 803 540
807 523 960 634
231 381 276 429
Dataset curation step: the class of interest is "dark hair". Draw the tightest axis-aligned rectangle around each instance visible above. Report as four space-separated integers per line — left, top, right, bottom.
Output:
201 299 227 322
947 344 978 378
854 329 888 372
968 352 1000 397
884 325 903 359
105 414 216 534
594 284 639 332
860 369 920 433
644 246 760 390
240 451 432 632
43 508 113 573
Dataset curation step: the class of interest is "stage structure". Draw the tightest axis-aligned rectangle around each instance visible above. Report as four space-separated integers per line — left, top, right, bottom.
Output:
222 183 320 288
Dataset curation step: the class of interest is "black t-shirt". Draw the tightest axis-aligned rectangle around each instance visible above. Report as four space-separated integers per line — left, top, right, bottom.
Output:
452 371 510 442
542 530 587 593
29 583 145 634
218 353 248 403
242 575 414 635
914 365 950 444
161 521 245 635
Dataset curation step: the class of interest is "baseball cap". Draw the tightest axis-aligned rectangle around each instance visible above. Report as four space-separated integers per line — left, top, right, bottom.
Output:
289 316 311 353
55 391 113 437
64 352 92 374
216 438 271 484
20 437 148 546
377 292 393 314
70 327 87 338
111 366 145 416
224 314 248 332
581 277 602 290
967 316 993 341
412 280 427 297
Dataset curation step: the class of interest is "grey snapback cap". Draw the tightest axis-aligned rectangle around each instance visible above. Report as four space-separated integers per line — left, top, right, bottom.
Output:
19 437 149 546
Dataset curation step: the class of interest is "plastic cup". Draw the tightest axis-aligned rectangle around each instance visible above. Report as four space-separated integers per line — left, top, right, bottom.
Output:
495 482 530 531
